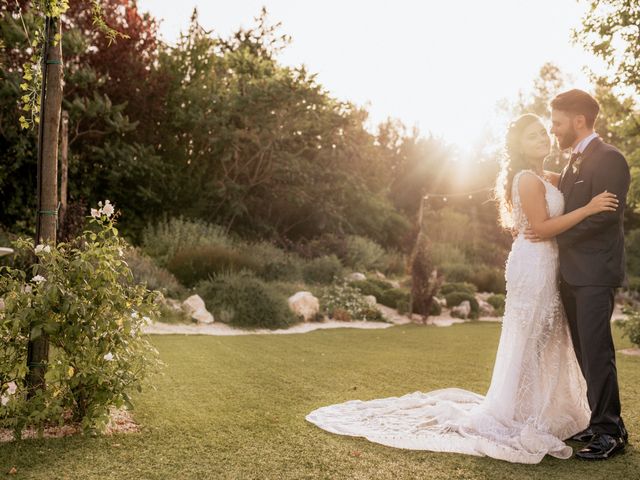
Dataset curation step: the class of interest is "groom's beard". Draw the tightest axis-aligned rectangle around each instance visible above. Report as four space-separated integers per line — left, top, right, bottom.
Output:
558 128 578 150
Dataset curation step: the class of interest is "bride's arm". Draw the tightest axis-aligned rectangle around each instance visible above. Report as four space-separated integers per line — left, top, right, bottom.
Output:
518 173 618 240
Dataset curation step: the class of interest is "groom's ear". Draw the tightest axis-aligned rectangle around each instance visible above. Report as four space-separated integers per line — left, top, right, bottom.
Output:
571 114 587 130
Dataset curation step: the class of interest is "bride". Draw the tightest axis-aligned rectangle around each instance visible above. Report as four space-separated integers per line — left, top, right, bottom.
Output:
305 113 619 464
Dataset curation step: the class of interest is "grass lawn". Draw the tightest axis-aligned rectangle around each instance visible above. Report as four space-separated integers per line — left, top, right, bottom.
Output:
1 322 638 479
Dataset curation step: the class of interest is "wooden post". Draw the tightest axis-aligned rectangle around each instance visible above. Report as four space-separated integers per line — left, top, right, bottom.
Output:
59 110 69 228
26 16 63 394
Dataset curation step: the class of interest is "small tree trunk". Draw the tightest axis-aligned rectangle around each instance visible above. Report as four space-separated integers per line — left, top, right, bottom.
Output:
26 16 63 395
59 110 69 227
409 197 442 324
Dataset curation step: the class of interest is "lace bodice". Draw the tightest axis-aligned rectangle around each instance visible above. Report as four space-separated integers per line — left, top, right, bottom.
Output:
511 169 565 233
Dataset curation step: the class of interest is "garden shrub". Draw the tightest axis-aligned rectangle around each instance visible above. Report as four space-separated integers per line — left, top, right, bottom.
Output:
319 281 385 322
380 249 406 276
440 282 477 296
302 255 344 284
444 292 479 318
302 233 348 260
618 308 640 348
167 244 260 287
0 203 160 437
241 241 304 282
430 300 442 316
378 288 410 310
487 293 506 316
141 217 233 267
344 235 385 271
196 271 297 329
125 247 186 298
625 275 640 293
469 266 506 294
431 242 467 266
441 263 473 282
349 279 386 301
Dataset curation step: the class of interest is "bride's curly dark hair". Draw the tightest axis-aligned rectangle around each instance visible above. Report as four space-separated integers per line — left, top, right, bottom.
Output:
495 113 543 229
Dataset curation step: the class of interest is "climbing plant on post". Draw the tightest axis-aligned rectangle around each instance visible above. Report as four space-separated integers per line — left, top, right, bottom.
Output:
25 13 63 396
19 0 126 396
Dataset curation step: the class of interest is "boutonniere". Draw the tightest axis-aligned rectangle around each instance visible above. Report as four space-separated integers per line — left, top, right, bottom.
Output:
571 153 584 175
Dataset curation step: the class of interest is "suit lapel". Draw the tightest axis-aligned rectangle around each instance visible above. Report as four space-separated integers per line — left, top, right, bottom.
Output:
561 136 602 203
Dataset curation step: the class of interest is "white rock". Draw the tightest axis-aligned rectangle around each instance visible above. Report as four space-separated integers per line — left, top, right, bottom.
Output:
434 296 447 307
182 294 215 324
364 295 377 307
288 291 320 321
478 299 496 317
451 300 471 319
346 272 367 282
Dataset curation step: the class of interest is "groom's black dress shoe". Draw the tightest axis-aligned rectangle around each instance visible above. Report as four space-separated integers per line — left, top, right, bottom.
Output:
575 433 625 460
568 426 595 443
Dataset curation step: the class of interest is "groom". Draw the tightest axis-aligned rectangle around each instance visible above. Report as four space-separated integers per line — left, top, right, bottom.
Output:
527 89 630 460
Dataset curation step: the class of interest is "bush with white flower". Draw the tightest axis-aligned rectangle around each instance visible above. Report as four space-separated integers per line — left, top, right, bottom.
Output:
0 201 162 436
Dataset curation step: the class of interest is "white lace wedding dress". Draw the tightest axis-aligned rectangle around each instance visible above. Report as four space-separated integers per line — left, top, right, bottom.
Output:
305 170 590 464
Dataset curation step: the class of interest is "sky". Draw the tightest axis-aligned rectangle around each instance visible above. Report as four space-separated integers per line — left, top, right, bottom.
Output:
137 0 601 151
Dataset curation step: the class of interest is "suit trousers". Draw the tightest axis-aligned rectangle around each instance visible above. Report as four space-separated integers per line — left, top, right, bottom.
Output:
559 277 625 436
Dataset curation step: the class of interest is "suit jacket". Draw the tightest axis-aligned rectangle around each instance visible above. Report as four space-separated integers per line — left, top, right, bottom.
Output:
557 137 630 287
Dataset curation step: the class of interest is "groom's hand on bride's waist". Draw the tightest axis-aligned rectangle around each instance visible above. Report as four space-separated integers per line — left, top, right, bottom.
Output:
523 227 543 242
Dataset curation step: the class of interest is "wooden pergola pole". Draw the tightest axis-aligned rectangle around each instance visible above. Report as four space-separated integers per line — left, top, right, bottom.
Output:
26 15 63 394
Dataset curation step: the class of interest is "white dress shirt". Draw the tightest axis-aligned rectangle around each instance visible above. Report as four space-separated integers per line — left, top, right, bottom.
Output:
573 131 599 155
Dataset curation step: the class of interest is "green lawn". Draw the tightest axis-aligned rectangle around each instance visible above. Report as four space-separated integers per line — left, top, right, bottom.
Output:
1 322 638 479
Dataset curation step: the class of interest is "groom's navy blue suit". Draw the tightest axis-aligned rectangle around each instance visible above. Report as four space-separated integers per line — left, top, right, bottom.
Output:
557 136 629 437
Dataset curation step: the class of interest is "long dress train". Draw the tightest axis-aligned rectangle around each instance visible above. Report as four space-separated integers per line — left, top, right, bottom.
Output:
305 170 590 464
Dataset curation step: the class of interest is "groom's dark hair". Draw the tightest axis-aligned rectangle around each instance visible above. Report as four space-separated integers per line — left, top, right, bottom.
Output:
550 89 600 128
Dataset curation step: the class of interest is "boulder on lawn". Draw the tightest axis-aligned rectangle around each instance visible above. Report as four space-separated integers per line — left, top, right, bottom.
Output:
364 295 377 307
346 272 367 282
451 300 471 319
182 294 215 324
478 299 496 317
288 291 320 321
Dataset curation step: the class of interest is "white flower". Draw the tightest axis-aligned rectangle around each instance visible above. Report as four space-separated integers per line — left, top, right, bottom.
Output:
103 352 114 361
31 275 46 284
90 208 100 218
101 200 114 218
35 244 52 254
98 201 103 207
1 381 17 406
142 316 152 325
131 311 139 319
23 285 33 294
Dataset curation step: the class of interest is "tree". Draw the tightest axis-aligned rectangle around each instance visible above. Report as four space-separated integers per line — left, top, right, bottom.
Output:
575 0 640 95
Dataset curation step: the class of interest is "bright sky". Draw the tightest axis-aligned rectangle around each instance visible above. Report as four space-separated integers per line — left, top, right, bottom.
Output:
138 0 600 150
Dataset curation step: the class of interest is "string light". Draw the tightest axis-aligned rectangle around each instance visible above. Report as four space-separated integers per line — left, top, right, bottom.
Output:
422 185 494 200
